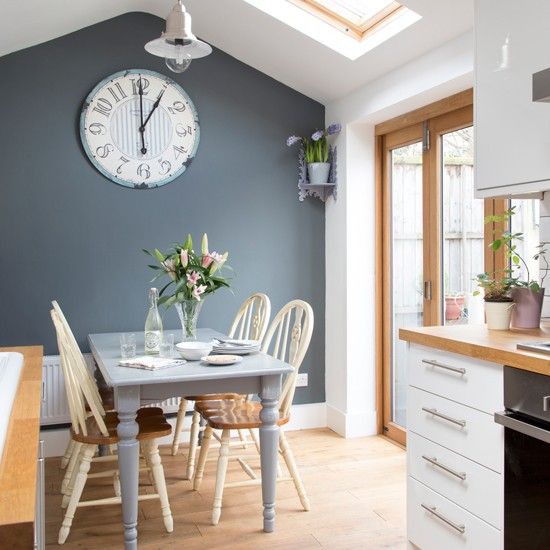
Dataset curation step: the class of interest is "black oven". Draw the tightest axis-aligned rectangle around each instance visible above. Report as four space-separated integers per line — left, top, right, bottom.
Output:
494 366 550 550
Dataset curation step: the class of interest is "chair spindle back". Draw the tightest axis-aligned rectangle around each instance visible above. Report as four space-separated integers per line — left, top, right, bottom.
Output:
228 293 271 343
261 300 313 418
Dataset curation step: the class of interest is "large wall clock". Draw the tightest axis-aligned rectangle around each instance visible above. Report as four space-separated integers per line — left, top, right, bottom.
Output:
80 69 200 189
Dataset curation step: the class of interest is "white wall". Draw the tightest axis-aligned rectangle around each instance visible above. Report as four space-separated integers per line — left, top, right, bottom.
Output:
324 31 474 437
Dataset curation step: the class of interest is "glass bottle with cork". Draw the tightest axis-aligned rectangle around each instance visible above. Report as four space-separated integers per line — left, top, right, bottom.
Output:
145 287 163 354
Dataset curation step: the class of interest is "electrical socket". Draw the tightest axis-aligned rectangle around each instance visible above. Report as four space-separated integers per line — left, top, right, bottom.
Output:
296 373 308 387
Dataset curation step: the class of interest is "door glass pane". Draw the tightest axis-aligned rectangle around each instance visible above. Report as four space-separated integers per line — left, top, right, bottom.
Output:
511 199 541 283
391 141 423 428
441 126 483 325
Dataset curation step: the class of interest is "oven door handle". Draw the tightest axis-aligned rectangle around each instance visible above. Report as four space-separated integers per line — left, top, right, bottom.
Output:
494 411 550 444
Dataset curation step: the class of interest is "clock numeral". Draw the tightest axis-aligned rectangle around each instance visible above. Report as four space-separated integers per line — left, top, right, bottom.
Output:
117 156 130 174
168 101 186 114
96 144 114 158
173 145 188 160
107 82 127 103
88 122 106 136
158 159 171 176
131 77 150 96
175 123 193 137
137 163 151 179
92 98 113 118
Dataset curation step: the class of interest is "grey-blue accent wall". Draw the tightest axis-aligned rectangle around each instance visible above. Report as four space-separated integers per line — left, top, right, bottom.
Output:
0 12 325 405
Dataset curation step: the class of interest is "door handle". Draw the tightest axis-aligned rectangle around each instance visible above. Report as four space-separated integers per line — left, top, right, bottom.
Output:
421 503 466 534
422 407 466 428
424 281 432 300
422 455 467 481
422 359 466 375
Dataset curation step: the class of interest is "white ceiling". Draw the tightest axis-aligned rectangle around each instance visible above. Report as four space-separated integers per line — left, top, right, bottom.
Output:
0 0 473 104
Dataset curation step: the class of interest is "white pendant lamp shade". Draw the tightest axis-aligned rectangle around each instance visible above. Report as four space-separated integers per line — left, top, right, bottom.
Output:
145 1 212 72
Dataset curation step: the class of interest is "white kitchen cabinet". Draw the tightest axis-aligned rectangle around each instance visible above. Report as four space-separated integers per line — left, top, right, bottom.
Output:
475 0 550 197
406 343 504 550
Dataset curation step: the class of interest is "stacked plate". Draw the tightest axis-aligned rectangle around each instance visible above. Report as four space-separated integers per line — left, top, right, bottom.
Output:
212 338 261 355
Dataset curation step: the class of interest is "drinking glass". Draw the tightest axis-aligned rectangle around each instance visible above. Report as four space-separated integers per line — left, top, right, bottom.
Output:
159 333 175 358
120 333 136 358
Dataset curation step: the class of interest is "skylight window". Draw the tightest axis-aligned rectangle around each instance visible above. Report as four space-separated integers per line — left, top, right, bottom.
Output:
289 0 405 41
243 0 421 60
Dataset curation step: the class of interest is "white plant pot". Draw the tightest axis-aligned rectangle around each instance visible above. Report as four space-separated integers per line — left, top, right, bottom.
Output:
307 162 331 184
485 301 514 330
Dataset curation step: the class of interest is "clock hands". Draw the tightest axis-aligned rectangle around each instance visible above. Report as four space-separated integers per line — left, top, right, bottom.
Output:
139 87 166 156
138 78 146 155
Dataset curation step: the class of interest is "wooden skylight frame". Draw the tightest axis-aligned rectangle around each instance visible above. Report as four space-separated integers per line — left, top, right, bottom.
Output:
288 0 406 41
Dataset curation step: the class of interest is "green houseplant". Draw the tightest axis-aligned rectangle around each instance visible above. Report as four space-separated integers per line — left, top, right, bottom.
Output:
484 207 548 328
473 274 514 330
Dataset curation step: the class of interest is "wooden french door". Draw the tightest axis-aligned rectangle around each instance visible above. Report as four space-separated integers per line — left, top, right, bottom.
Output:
378 100 504 445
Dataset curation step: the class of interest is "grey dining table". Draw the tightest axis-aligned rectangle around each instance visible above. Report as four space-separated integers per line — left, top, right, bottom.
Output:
88 328 293 550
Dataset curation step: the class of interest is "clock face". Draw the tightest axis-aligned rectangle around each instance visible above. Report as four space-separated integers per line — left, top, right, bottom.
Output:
80 69 200 189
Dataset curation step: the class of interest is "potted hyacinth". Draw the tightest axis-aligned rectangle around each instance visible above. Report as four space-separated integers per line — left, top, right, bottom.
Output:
287 123 341 185
144 233 230 340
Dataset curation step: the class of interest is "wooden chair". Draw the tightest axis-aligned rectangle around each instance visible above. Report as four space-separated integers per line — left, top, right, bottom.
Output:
52 301 162 494
192 299 314 525
50 304 174 544
170 293 271 479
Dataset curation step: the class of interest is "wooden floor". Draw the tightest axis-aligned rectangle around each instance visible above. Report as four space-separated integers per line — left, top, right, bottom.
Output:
45 428 406 549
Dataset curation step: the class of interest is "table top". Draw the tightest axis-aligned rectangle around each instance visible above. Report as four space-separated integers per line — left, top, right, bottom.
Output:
89 329 293 387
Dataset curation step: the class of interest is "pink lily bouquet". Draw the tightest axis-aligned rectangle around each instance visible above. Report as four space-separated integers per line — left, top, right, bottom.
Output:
144 233 230 308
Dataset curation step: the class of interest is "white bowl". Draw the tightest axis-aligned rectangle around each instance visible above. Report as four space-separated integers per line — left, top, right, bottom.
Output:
176 341 213 361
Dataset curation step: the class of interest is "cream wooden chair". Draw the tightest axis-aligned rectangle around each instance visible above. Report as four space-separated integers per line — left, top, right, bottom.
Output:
52 301 162 496
51 303 174 544
170 293 271 479
192 299 314 525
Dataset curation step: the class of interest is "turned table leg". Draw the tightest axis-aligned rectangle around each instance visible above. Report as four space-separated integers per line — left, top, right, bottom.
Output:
259 374 282 533
116 385 140 550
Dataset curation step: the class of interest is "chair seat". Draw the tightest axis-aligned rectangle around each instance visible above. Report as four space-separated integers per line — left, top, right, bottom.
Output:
184 393 243 402
198 400 289 430
72 410 171 445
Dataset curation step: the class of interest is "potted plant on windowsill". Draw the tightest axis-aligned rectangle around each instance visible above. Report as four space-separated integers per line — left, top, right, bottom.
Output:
485 207 548 329
473 274 514 330
287 123 341 184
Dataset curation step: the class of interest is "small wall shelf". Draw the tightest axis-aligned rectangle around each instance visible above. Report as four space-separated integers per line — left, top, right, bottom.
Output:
298 145 338 202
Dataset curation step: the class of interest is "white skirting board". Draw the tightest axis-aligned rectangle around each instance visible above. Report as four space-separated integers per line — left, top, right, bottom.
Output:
326 404 378 438
41 402 328 457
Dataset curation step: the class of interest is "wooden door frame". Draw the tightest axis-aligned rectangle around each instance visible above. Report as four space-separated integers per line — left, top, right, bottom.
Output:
374 90 507 444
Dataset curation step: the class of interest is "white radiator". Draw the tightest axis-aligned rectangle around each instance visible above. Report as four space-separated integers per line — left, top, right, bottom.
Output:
41 355 182 426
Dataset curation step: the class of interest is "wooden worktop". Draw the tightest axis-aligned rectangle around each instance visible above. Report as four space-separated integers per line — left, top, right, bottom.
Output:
0 345 43 548
399 324 550 376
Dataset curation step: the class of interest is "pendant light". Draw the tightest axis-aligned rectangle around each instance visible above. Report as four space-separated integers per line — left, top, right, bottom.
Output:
145 1 212 74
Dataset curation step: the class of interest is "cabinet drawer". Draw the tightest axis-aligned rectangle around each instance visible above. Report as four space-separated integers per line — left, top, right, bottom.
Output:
408 432 503 529
407 386 503 473
408 344 503 413
408 477 502 550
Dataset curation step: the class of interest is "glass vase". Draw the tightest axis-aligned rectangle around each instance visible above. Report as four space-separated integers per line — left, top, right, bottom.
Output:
175 299 204 341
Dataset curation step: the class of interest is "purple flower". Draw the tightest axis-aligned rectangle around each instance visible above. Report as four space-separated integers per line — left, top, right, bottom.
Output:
327 123 342 135
311 130 324 141
286 135 301 146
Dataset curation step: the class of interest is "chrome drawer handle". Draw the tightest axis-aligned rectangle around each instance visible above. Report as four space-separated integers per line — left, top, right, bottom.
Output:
422 407 466 428
422 454 467 481
421 503 466 534
422 359 466 375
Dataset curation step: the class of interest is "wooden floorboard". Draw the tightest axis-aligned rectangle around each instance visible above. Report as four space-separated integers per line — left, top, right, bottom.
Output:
45 428 406 549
